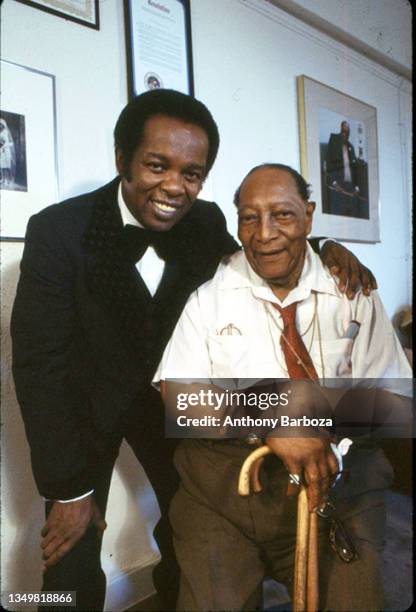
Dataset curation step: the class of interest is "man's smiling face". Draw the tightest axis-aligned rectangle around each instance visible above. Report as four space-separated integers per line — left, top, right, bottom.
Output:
237 167 315 298
116 114 209 231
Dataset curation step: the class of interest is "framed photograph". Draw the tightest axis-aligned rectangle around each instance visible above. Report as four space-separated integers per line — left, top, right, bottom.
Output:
297 75 380 242
124 0 194 97
1 61 58 241
15 0 99 30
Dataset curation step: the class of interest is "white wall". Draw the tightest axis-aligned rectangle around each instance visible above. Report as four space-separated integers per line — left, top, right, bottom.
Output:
273 0 412 71
191 0 412 316
1 0 412 609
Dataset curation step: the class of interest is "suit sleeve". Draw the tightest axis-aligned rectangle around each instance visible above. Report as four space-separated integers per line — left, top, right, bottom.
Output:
349 143 358 185
307 238 324 254
210 201 240 255
349 142 357 164
326 133 342 175
11 211 93 500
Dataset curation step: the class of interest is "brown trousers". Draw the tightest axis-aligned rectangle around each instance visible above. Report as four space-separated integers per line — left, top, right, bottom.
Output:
170 439 392 611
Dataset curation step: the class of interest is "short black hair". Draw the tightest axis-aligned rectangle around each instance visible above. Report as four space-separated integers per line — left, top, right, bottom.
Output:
114 89 219 177
233 163 312 206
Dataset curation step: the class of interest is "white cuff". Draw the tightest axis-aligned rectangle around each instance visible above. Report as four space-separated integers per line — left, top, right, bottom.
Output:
45 489 94 503
331 438 353 483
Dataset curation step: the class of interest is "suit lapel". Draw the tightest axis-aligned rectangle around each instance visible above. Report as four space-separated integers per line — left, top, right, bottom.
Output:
81 184 233 367
82 179 152 352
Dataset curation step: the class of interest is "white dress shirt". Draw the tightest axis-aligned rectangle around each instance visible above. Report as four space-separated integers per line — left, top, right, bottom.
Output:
154 244 412 394
154 245 411 469
118 183 165 296
342 144 352 183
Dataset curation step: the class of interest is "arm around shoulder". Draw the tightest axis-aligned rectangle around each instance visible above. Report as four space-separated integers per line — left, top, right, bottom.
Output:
194 198 240 256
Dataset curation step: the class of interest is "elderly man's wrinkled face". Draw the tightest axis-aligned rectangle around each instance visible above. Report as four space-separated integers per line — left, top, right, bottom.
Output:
237 168 314 299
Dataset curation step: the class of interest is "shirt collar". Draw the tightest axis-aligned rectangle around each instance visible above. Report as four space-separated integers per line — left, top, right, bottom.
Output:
117 182 144 228
219 242 342 305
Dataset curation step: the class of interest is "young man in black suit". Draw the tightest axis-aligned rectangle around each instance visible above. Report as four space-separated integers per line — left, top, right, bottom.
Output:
11 89 375 611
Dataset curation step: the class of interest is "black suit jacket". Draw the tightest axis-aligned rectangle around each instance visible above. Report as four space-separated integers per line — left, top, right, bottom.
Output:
326 133 357 184
11 178 239 499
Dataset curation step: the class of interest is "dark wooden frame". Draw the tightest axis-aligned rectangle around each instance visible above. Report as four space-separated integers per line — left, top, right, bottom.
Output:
15 0 100 30
124 0 194 98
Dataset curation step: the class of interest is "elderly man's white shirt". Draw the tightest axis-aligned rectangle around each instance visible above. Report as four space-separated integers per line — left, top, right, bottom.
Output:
154 245 411 392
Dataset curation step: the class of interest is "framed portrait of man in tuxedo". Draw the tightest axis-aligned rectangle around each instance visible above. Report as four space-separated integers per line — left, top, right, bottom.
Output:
297 75 380 243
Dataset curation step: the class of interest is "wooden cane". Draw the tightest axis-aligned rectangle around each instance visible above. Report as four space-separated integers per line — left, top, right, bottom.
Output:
293 486 309 612
306 511 319 611
238 445 319 612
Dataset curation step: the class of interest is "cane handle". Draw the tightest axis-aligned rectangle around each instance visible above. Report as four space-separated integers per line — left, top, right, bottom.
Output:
250 456 265 493
238 445 272 496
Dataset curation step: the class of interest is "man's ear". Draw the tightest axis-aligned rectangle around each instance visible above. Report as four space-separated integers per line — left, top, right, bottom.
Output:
115 147 130 180
115 147 123 177
116 147 131 183
306 201 316 233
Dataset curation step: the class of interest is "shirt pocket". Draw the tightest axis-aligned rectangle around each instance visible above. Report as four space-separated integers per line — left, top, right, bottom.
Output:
310 338 353 378
207 334 252 378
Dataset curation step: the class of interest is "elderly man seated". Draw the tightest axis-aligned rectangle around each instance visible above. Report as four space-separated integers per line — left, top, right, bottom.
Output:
154 164 412 611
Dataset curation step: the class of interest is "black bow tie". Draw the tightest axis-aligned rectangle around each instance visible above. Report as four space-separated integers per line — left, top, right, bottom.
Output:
122 224 169 263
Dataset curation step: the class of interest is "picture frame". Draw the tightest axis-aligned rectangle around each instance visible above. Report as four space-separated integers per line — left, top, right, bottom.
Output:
1 61 59 241
297 75 380 243
124 0 194 97
15 0 99 30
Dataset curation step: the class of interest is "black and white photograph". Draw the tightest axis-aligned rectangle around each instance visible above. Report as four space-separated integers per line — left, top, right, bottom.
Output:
0 60 58 240
0 110 28 192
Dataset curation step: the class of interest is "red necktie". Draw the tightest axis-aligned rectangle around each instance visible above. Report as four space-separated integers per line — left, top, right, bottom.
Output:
273 303 318 380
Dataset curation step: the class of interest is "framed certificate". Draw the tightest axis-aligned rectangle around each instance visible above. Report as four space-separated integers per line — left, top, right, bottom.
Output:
124 0 194 97
15 0 99 30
